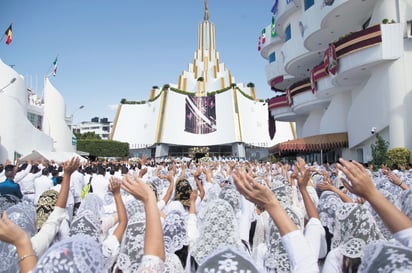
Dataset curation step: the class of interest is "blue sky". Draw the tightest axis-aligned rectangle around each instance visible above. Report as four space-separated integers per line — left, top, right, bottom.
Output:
1 0 274 123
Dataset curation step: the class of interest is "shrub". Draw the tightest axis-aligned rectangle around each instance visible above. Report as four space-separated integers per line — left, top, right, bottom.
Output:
386 147 410 169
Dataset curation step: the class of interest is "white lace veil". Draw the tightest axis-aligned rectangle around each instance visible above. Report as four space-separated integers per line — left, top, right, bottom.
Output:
117 208 146 272
264 206 302 273
0 201 36 273
218 185 241 215
69 209 101 241
33 234 104 273
163 209 189 254
317 191 343 234
332 203 384 258
191 199 242 265
358 240 412 273
77 193 104 216
164 252 185 273
196 246 259 273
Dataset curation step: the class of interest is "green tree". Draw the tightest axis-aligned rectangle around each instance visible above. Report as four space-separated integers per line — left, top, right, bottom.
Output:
370 133 389 169
77 139 129 158
74 132 101 140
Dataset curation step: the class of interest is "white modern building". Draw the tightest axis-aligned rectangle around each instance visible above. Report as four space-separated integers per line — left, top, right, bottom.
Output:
0 58 80 163
261 0 412 163
111 4 295 160
72 117 113 140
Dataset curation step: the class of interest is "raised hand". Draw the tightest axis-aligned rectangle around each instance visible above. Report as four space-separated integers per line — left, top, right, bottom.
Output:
63 157 81 175
122 173 154 203
108 176 122 194
336 158 377 199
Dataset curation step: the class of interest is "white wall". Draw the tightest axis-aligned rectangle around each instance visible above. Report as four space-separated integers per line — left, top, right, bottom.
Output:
42 78 75 152
0 59 53 162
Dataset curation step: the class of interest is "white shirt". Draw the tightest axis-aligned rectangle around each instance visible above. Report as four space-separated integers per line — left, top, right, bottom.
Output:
34 175 54 204
70 170 85 204
31 207 66 257
281 229 320 273
91 174 109 201
19 172 42 194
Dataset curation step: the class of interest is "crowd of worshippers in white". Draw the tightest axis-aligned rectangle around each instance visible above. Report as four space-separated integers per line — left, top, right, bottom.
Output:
0 155 411 273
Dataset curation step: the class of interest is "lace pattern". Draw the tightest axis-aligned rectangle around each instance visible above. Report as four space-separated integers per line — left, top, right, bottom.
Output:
0 193 20 214
0 201 37 273
264 207 302 273
136 255 165 273
69 209 101 241
117 209 146 272
317 191 343 234
332 203 384 258
218 185 241 215
164 253 185 273
77 193 104 216
197 246 259 273
398 189 412 220
358 240 412 273
163 210 189 253
191 199 241 265
33 234 104 273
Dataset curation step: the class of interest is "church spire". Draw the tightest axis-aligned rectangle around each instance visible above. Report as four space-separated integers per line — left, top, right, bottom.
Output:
203 0 209 21
198 0 215 50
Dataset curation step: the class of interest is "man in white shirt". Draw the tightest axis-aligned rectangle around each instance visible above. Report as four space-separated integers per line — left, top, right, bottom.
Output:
70 168 85 216
91 165 109 201
34 168 54 204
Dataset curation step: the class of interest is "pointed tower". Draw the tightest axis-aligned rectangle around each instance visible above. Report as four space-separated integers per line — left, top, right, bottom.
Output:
177 0 236 96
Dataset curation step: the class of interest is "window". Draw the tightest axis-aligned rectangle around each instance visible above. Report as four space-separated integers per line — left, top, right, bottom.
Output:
269 52 276 63
304 0 314 10
285 24 291 41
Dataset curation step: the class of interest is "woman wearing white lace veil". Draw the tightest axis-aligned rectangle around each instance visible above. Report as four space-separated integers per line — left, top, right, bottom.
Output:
117 172 166 273
263 207 303 273
162 209 188 263
357 240 412 273
196 246 260 273
116 207 146 272
190 198 242 270
0 201 36 273
322 202 384 273
317 191 343 236
33 234 105 273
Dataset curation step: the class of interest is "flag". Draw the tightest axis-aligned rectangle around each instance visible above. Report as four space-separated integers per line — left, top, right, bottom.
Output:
258 36 261 51
261 28 266 44
271 16 277 37
271 0 279 15
52 57 58 76
4 24 12 45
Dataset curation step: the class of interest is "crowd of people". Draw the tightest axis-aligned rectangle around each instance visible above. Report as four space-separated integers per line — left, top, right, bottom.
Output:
0 155 411 272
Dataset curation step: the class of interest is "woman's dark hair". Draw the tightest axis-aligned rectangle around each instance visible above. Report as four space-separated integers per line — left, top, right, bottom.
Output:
342 256 361 273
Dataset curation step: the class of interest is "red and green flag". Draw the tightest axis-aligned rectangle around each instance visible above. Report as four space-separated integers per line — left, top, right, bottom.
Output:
52 57 58 76
261 28 266 44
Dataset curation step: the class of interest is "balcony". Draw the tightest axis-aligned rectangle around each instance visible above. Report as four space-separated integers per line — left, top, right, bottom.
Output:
303 0 377 51
266 60 296 91
268 94 296 121
289 78 330 114
332 23 403 86
273 0 302 40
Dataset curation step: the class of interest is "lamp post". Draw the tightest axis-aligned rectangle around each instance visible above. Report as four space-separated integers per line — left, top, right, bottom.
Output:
68 105 85 131
0 77 16 93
